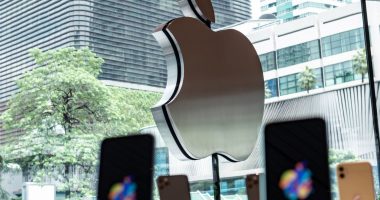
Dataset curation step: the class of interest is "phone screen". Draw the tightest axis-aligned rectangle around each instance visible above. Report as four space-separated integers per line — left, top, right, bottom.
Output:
264 118 331 200
97 134 154 200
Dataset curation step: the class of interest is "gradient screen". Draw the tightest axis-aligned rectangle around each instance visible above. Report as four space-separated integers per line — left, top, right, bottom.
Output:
97 135 154 200
264 118 331 200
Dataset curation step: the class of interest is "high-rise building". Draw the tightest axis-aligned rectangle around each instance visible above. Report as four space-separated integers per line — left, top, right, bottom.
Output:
0 0 252 100
260 0 352 22
0 0 252 142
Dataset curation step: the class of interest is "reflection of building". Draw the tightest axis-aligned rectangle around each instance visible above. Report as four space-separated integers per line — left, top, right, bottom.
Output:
252 2 380 164
140 127 169 178
0 0 252 142
260 0 352 22
141 2 380 197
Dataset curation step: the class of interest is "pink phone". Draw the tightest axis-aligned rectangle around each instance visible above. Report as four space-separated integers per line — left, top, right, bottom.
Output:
246 174 260 200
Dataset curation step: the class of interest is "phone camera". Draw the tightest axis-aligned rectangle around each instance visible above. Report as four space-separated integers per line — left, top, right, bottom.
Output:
339 173 345 179
338 166 344 172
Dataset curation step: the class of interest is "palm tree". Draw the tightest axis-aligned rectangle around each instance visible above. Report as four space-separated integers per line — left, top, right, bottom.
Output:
298 66 316 93
353 48 368 83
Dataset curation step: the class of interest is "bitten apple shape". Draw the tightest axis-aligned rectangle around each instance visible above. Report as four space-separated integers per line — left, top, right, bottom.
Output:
152 17 264 161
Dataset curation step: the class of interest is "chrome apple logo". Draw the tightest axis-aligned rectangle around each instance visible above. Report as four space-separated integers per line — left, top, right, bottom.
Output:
152 0 264 161
279 162 313 200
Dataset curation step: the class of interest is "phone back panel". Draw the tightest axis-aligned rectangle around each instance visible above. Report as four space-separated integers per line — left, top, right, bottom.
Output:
157 175 191 200
337 162 375 200
246 174 260 200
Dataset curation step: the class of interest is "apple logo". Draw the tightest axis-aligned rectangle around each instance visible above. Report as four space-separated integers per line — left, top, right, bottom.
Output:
108 176 137 200
279 162 313 200
152 0 264 161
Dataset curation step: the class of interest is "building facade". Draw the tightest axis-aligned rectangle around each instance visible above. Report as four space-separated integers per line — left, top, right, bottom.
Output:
253 2 380 162
260 0 352 22
140 2 380 198
0 0 252 142
0 0 252 100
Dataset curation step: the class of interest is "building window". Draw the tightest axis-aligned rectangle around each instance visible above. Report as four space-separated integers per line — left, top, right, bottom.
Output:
234 179 245 189
266 78 278 98
154 147 169 176
277 40 321 68
280 73 300 95
324 61 361 86
261 2 276 11
279 68 323 95
321 28 364 57
314 68 324 89
259 51 276 72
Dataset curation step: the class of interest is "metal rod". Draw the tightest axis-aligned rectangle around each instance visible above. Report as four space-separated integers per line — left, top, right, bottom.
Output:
212 153 221 200
360 0 380 189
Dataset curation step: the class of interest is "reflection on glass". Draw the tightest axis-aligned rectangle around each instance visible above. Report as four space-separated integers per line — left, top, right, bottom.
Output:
0 0 380 199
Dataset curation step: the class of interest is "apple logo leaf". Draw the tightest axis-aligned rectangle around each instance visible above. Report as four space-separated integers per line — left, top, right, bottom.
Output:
152 0 264 161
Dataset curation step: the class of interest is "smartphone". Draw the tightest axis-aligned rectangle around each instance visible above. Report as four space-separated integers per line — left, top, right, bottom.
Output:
97 134 154 200
264 118 331 200
246 174 260 200
337 162 376 200
156 175 191 200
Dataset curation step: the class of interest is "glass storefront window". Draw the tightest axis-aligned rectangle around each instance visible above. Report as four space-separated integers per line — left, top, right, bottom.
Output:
1 0 379 199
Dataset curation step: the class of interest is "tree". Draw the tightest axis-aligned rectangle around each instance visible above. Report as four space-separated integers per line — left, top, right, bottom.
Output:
0 155 10 200
329 149 358 166
0 47 160 198
0 155 20 200
298 66 316 93
353 48 368 83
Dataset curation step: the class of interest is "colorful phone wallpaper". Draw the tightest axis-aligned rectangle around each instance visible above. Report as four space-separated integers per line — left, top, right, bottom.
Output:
279 162 313 200
108 176 137 200
265 119 331 200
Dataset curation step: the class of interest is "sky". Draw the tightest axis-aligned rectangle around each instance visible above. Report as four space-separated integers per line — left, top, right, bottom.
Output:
251 0 260 19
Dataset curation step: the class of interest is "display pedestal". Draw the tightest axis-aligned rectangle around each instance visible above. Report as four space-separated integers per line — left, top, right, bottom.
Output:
212 153 221 200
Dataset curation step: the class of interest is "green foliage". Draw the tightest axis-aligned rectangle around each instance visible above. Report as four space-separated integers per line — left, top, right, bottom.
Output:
329 149 358 167
353 48 368 83
298 66 316 93
0 156 9 200
0 155 20 200
0 47 160 198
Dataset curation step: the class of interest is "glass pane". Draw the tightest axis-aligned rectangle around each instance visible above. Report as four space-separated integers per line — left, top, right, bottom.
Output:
0 0 378 200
